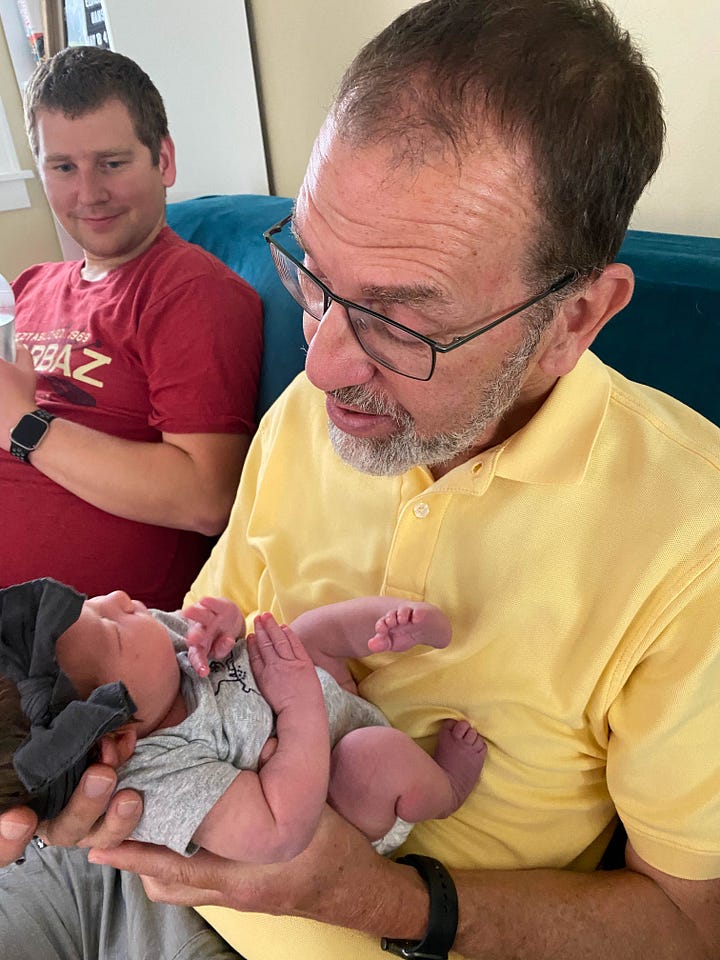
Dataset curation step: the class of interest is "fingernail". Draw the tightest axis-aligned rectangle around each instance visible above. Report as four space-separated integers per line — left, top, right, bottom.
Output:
117 799 142 819
84 774 114 798
0 819 31 841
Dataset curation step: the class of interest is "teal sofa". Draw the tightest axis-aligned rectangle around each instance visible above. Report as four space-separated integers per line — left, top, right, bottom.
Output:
167 194 720 426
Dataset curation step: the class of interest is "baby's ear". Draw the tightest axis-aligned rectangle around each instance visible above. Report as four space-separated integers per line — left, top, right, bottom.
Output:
97 726 138 767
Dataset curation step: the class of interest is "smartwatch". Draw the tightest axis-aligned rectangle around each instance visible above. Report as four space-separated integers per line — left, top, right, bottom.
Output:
10 408 56 463
381 855 459 959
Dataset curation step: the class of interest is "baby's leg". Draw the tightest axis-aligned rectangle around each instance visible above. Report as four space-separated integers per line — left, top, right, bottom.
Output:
289 611 359 695
368 602 452 653
327 720 486 842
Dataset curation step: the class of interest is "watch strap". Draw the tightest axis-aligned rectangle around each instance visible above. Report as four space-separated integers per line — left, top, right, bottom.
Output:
381 854 459 959
9 408 56 463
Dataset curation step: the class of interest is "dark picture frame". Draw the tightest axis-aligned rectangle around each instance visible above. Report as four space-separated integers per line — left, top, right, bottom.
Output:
40 0 111 58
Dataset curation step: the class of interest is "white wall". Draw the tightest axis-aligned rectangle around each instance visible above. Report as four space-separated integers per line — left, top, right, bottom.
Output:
250 0 719 238
103 0 268 201
249 1 411 199
606 0 719 237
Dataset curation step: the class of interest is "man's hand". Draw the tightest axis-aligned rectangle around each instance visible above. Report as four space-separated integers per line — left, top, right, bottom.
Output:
182 596 245 676
0 805 36 866
0 346 37 447
0 763 143 867
87 804 424 937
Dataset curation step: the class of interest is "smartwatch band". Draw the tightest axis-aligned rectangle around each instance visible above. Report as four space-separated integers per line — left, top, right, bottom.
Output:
381 854 459 959
9 408 55 463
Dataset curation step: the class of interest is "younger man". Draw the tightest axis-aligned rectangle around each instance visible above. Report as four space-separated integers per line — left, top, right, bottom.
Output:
0 47 262 608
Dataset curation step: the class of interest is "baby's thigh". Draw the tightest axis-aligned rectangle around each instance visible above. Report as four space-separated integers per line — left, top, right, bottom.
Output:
330 726 430 798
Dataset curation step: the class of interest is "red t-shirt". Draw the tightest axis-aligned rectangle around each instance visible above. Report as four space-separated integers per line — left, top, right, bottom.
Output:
2 227 262 608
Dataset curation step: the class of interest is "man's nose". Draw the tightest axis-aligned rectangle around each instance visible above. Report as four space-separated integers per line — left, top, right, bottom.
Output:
303 300 374 392
76 168 110 206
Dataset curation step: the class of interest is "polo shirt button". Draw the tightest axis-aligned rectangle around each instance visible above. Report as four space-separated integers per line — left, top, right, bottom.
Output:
413 501 430 519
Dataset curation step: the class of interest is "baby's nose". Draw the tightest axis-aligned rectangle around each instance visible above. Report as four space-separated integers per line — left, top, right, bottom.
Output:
105 589 134 612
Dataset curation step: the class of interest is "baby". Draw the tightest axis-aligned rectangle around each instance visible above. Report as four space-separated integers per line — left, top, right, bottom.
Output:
0 578 486 862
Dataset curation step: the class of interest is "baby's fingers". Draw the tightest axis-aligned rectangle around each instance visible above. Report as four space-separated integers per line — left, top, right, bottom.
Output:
181 602 214 626
212 634 236 660
187 643 210 677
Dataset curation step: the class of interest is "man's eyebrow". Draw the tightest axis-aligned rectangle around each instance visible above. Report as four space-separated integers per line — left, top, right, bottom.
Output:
42 148 133 163
290 221 447 306
358 283 448 306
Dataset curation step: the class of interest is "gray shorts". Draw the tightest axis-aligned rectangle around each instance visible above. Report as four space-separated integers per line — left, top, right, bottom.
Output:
0 840 240 960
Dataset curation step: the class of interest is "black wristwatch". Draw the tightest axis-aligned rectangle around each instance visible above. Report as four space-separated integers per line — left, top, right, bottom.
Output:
9 408 56 463
381 855 459 959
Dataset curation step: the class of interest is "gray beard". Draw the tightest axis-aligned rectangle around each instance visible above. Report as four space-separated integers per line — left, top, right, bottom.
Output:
327 333 540 476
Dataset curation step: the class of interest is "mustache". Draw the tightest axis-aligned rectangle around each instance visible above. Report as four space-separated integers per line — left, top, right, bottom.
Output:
329 385 406 420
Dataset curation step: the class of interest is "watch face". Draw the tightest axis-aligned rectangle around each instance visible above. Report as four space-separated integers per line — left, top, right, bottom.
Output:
11 415 50 448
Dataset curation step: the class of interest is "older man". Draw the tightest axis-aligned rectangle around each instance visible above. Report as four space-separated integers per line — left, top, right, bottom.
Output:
1 2 718 959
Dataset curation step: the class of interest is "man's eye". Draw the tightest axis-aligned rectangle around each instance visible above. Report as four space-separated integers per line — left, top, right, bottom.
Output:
376 322 420 345
53 163 73 173
103 161 126 170
351 310 419 345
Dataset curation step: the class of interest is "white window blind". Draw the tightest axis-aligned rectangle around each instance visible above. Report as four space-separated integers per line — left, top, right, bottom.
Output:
0 93 33 212
0 0 36 210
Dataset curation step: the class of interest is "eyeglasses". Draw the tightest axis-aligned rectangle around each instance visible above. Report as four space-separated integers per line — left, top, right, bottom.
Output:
264 215 577 381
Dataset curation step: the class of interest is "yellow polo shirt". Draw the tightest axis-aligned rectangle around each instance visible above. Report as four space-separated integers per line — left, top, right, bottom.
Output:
188 351 720 960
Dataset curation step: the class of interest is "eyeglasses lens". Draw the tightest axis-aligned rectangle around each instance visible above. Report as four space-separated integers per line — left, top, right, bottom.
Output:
270 244 433 380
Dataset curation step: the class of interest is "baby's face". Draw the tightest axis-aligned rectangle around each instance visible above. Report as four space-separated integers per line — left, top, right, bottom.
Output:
56 591 181 732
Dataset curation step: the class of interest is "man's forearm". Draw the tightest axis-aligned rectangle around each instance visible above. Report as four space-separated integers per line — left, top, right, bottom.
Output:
27 418 248 534
290 856 709 959
447 866 708 960
89 808 716 959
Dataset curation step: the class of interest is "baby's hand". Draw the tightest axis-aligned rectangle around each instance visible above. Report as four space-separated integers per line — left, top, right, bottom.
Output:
248 612 322 714
182 596 245 677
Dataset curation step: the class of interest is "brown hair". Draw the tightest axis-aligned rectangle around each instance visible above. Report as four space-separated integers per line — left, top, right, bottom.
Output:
24 45 169 163
331 0 665 283
0 675 33 814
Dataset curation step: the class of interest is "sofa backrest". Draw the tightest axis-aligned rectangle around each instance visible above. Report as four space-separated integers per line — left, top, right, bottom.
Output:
167 194 720 427
594 230 720 426
167 193 301 419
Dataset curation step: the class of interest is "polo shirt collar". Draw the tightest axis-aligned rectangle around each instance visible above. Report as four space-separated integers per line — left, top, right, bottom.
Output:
492 350 611 485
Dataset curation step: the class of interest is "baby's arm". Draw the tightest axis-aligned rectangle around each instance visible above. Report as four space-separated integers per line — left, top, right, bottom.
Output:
292 597 452 683
191 613 330 862
182 596 245 677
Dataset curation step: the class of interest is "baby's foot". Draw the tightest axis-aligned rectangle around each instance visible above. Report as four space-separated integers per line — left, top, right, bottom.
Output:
433 719 487 811
368 602 452 653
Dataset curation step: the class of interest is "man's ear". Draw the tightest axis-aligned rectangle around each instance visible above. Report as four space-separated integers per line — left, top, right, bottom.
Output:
97 726 137 767
537 263 634 378
158 135 176 189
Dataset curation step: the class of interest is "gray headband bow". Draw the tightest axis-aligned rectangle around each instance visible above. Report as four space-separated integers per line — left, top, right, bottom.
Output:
0 578 136 819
